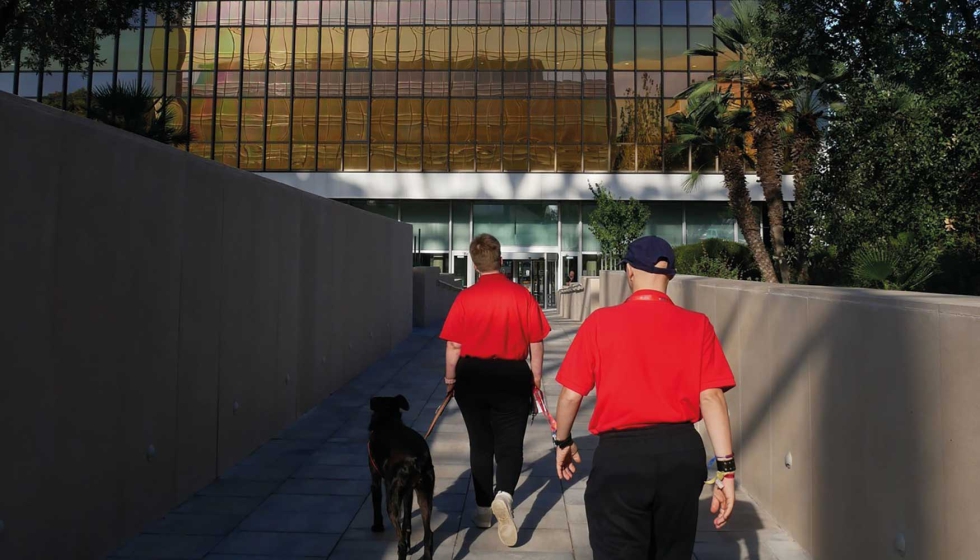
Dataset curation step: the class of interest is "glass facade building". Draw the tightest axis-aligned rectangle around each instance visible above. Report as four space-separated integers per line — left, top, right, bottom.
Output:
1 0 764 306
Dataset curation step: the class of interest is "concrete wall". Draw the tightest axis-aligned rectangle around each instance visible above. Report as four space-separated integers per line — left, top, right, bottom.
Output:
0 92 413 559
412 267 460 328
594 271 980 559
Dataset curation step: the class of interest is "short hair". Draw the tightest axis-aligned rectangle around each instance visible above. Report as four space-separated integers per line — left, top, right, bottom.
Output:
470 233 502 272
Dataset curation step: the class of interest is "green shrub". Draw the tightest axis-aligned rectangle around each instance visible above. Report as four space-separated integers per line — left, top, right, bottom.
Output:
674 239 760 281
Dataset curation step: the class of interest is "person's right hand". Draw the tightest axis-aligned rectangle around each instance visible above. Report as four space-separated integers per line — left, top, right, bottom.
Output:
710 480 736 529
556 443 581 481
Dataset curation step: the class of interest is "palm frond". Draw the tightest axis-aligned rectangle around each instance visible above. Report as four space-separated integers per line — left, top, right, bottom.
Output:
683 169 704 193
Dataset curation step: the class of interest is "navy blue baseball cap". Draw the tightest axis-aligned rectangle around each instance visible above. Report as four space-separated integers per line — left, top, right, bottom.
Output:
621 236 676 277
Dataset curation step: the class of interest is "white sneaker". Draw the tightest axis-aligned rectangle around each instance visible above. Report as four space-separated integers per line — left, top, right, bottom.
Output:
491 491 518 547
472 506 492 529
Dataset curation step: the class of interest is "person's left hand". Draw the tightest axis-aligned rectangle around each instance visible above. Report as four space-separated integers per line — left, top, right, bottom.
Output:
533 375 542 391
556 443 581 481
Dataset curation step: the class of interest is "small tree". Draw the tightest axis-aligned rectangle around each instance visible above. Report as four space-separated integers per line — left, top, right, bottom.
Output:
90 80 191 146
587 181 651 270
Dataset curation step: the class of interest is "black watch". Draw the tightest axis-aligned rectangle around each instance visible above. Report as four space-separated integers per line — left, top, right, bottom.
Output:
553 435 575 449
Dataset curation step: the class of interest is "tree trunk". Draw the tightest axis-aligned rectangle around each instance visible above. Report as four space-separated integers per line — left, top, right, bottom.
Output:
752 91 791 283
791 133 819 284
722 147 778 283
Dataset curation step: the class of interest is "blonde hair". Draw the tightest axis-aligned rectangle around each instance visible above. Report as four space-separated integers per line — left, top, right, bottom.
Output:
470 233 502 272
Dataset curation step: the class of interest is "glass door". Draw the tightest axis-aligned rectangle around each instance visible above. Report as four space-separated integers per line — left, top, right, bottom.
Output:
501 253 558 309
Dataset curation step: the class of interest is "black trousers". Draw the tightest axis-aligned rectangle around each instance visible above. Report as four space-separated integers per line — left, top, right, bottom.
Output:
585 423 707 560
454 357 532 507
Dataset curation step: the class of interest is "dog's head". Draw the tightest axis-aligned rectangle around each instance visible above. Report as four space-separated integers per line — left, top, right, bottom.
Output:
369 395 410 429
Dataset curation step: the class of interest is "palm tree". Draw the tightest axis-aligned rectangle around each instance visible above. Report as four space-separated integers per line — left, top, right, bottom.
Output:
667 91 779 283
685 0 794 282
90 81 191 147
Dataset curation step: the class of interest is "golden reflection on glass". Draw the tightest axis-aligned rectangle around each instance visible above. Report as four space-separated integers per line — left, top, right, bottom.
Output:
582 27 607 70
397 99 423 143
373 27 398 69
582 99 609 143
530 27 556 70
556 145 582 171
530 145 555 171
266 99 291 142
216 28 242 71
503 99 529 143
638 144 663 171
636 27 661 70
612 27 634 70
320 28 345 70
195 2 218 26
294 28 319 70
476 144 501 171
689 28 714 72
266 144 290 170
345 144 369 170
268 28 292 69
371 144 396 170
296 1 320 25
348 28 371 69
556 27 582 70
635 97 662 144
214 144 239 167
449 144 476 171
530 99 555 144
424 99 450 143
318 98 344 142
190 142 213 160
451 27 477 70
476 99 503 143
663 28 687 71
396 144 422 171
292 144 317 170
215 99 240 141
424 144 449 171
193 28 217 69
293 99 318 143
477 27 502 70
243 28 268 70
268 70 292 96
318 144 343 170
240 143 264 169
399 27 424 70
425 27 450 70
371 99 396 143
614 98 635 142
583 144 609 171
346 99 369 141
503 145 529 171
190 98 214 141
502 27 529 69
613 144 637 171
450 99 476 143
555 99 581 143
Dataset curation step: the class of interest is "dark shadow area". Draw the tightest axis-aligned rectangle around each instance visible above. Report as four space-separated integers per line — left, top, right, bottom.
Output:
693 495 764 560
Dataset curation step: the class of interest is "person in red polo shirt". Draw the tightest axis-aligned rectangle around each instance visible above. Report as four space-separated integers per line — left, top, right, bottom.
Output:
553 236 736 560
440 233 551 547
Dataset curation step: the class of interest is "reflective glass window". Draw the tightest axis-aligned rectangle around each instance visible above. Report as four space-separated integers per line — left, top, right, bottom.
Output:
687 203 736 242
612 27 634 70
318 98 344 142
398 98 424 143
472 204 559 247
402 202 451 251
424 99 450 143
425 27 450 70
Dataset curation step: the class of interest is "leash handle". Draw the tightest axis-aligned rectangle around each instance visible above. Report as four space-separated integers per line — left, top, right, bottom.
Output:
424 390 454 440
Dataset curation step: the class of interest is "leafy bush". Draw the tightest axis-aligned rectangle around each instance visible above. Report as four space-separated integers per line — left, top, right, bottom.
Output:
926 235 980 296
849 234 936 291
675 239 760 281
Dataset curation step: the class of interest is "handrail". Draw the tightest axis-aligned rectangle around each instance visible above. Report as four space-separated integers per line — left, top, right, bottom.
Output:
437 279 464 292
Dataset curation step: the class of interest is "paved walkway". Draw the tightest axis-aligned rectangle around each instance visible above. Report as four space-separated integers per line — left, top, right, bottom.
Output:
109 313 809 560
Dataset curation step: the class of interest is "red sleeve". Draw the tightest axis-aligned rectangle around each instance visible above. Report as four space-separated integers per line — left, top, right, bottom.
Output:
439 296 466 343
525 293 552 343
700 317 736 392
556 317 597 396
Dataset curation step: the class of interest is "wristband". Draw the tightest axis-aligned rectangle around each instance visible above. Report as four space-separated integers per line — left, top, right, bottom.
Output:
553 435 574 449
444 377 456 384
716 458 736 473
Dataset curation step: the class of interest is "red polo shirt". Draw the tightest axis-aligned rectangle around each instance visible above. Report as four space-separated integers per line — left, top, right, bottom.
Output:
440 273 551 360
556 290 735 435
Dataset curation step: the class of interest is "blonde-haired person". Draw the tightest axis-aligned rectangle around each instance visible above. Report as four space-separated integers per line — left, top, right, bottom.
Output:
440 234 551 547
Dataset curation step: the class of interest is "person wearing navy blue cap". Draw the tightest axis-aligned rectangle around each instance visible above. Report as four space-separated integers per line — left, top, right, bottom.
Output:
553 235 737 560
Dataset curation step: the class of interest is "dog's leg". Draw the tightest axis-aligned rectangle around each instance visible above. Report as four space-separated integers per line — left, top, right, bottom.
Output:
387 480 410 560
400 482 414 560
371 469 384 532
416 465 436 560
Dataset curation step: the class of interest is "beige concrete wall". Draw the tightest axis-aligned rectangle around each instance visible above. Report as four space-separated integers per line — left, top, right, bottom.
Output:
0 92 413 559
592 272 980 559
412 266 460 328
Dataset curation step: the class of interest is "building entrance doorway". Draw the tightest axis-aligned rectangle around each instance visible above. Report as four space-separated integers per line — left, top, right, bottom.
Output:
501 253 557 309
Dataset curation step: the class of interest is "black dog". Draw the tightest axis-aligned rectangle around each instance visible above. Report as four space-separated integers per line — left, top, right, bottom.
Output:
368 395 436 560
